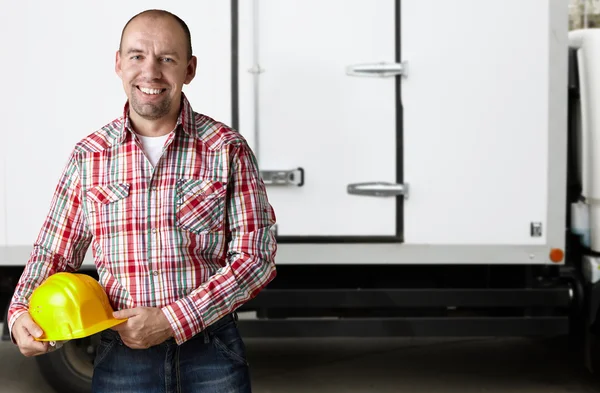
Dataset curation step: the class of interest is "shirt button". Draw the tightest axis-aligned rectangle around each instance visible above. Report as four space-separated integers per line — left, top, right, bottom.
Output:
151 228 157 233
152 270 159 276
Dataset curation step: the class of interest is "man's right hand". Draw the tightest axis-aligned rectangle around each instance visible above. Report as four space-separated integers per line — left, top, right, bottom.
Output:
12 313 51 357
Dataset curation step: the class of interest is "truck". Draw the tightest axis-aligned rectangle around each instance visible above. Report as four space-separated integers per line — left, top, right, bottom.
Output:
0 0 597 391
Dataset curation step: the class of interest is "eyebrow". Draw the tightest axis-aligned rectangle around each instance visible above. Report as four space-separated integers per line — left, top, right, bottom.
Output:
159 52 180 59
125 48 180 59
126 48 144 55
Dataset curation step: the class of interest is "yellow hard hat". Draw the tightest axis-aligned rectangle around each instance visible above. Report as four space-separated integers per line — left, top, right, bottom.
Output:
28 272 126 341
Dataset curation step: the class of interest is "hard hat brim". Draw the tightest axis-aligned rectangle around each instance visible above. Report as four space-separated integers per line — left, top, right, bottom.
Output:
35 317 127 342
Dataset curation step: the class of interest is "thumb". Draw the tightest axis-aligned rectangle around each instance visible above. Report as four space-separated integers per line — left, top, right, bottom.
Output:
113 308 138 319
23 317 44 339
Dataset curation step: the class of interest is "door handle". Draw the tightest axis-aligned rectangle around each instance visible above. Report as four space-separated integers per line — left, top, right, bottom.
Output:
347 182 409 198
346 62 407 78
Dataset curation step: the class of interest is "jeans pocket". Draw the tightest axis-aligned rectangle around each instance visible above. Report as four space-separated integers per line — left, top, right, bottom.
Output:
93 334 117 367
211 323 249 366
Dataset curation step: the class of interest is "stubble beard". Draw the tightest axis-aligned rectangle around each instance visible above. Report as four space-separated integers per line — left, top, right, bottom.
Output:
130 87 172 120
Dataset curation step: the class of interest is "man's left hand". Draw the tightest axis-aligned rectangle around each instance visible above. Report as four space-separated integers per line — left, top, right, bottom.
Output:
112 307 174 349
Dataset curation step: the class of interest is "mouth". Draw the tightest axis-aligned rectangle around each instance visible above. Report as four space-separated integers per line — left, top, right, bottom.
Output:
136 86 167 95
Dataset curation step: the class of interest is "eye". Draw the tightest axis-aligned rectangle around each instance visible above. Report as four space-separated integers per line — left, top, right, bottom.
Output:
161 57 173 63
130 55 141 60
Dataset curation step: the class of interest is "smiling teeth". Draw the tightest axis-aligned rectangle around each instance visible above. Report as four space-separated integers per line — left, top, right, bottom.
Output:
139 87 163 95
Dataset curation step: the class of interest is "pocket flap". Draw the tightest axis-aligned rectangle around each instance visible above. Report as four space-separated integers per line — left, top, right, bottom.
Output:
87 183 130 204
176 179 227 203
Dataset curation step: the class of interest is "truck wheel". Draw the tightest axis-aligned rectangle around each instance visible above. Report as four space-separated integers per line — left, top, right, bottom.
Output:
35 334 99 393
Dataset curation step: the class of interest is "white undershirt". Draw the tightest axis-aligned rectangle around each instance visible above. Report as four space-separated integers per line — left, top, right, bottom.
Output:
136 133 171 167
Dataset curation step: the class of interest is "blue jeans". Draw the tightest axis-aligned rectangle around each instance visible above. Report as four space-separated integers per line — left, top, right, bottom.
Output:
91 313 252 393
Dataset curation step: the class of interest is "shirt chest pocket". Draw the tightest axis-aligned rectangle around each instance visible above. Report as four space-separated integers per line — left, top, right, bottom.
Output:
86 183 132 238
176 179 228 234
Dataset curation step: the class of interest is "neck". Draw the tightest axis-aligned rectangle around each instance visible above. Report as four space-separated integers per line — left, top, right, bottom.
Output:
129 113 177 137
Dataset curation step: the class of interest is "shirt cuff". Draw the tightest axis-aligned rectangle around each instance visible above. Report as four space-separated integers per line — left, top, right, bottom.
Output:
161 299 204 345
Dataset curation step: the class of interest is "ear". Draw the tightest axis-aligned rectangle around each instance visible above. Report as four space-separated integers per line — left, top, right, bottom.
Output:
115 50 123 79
184 56 197 85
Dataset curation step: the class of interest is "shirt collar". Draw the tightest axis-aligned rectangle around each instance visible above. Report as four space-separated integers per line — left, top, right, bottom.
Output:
118 92 195 144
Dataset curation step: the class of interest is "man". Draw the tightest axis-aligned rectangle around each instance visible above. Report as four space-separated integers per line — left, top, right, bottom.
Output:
7 9 277 392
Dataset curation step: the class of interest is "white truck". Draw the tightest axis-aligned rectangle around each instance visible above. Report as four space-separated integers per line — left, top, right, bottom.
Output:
0 0 597 391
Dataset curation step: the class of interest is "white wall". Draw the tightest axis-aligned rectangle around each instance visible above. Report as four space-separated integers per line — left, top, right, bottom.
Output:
0 145 5 248
0 0 232 246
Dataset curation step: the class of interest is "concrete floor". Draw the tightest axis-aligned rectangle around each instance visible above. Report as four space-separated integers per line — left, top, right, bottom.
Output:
1 326 599 392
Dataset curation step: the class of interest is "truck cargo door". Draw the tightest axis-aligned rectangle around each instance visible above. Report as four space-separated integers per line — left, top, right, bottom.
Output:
236 0 403 240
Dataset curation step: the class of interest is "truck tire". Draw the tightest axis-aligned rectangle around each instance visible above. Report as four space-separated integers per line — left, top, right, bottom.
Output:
35 334 99 393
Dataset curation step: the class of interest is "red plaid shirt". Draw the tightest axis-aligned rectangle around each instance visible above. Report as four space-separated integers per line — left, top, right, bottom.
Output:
8 94 277 344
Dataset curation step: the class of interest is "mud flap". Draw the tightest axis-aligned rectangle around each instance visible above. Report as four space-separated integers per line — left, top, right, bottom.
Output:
584 281 600 373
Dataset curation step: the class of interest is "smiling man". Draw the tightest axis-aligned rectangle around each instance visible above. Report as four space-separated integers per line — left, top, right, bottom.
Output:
117 11 195 135
7 9 277 393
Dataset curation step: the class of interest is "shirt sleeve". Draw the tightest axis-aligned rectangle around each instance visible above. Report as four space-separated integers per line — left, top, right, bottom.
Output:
7 152 93 343
162 140 277 344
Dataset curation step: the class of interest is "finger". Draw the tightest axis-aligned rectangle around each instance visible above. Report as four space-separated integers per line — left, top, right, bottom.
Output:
117 330 146 349
17 315 44 339
118 333 134 348
121 339 145 350
113 308 140 319
14 325 41 347
20 338 49 357
111 317 136 331
25 322 43 339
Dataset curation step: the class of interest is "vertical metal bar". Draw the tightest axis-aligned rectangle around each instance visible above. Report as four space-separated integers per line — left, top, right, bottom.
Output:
252 0 261 160
231 0 239 131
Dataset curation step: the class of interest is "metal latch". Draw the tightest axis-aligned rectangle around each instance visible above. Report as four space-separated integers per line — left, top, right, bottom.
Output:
261 168 304 186
346 61 408 78
347 182 409 198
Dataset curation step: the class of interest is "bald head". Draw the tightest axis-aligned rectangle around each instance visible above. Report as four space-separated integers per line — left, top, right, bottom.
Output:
119 9 193 60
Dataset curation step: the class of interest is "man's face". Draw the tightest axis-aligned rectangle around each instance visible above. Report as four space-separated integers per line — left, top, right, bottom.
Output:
116 16 196 121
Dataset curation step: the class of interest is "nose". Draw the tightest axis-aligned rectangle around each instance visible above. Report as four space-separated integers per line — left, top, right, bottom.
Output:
141 58 162 79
